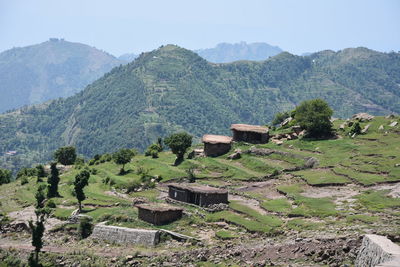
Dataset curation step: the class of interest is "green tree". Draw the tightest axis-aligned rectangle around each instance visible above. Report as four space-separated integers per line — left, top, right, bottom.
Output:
47 163 60 198
164 132 192 165
113 148 134 174
29 184 50 266
294 99 333 138
73 170 90 212
35 165 46 183
145 143 162 158
78 216 93 239
350 122 361 136
54 146 77 165
0 168 12 185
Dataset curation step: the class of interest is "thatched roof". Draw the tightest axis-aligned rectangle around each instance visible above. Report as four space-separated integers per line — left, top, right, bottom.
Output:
136 203 183 212
168 183 228 194
202 134 232 144
230 124 268 134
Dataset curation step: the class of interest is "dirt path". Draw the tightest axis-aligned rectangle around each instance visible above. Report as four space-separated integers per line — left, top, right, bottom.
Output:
8 206 64 232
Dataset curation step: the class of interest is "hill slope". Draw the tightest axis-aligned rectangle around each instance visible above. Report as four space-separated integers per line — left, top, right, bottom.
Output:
0 38 123 113
0 45 400 171
194 41 283 63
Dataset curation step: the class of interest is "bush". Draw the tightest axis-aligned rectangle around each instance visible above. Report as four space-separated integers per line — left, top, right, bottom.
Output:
349 122 361 135
54 146 77 165
78 216 93 239
20 176 29 185
294 99 333 138
126 180 141 193
0 168 12 185
46 199 56 208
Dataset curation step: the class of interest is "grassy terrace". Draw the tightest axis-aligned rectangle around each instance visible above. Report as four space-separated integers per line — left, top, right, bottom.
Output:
0 116 399 241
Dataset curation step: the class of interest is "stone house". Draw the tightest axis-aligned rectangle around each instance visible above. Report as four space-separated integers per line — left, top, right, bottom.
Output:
168 183 228 207
202 134 233 157
230 124 269 144
136 203 183 225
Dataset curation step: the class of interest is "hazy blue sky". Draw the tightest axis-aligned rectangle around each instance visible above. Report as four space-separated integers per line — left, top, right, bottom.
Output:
1 0 399 56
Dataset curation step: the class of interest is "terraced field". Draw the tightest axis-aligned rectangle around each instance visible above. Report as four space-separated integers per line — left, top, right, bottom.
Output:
1 116 399 266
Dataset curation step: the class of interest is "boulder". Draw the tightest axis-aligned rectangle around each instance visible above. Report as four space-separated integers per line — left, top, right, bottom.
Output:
379 125 384 130
227 152 241 160
291 125 302 134
339 123 346 130
389 121 398 127
281 117 293 126
355 234 400 267
361 124 371 134
352 113 375 122
386 114 395 119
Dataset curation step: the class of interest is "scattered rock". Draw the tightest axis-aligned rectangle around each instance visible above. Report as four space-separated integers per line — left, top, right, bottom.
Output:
281 117 293 126
361 124 371 134
389 121 398 127
378 125 384 130
291 125 302 134
352 113 374 122
339 123 346 130
386 114 395 119
227 152 241 160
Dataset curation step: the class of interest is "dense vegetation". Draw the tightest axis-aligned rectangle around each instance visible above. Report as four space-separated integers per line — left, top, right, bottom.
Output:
0 38 123 113
1 45 400 171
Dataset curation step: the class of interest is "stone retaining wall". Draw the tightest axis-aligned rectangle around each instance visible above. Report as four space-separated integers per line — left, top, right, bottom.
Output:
355 234 400 267
91 223 160 246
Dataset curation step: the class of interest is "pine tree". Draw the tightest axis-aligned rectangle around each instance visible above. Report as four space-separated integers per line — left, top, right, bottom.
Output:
47 163 60 198
74 170 90 212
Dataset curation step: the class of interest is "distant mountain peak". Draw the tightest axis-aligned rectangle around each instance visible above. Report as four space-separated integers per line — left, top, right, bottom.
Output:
194 41 283 63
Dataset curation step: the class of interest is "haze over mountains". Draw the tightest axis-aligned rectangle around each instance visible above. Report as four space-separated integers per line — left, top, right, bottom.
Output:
0 39 123 113
1 44 399 171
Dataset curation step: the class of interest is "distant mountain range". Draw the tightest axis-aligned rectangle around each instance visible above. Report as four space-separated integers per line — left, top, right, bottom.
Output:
0 41 283 113
1 44 399 171
194 42 283 63
0 38 123 113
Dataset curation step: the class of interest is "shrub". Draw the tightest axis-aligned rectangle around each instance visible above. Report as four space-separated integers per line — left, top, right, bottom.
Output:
20 176 29 185
54 146 77 165
46 199 56 208
78 216 93 239
0 168 12 185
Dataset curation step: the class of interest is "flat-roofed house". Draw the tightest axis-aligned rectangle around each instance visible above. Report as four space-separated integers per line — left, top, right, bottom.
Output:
230 124 269 144
136 203 183 225
202 134 233 157
168 183 228 207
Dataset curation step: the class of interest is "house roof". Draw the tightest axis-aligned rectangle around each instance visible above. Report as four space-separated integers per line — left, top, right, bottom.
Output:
136 203 183 212
202 134 233 144
168 183 228 194
230 124 269 134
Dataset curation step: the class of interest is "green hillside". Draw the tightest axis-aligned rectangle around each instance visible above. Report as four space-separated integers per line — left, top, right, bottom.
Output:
0 45 400 171
0 116 399 266
0 38 123 113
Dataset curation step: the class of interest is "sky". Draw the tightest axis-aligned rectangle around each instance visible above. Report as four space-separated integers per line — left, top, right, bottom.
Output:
0 0 399 56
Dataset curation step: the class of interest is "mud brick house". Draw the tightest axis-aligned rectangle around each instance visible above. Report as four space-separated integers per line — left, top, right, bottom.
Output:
230 124 269 144
136 203 183 225
202 134 233 157
168 183 228 207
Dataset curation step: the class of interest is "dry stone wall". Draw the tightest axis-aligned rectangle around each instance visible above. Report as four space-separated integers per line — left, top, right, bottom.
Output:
91 223 160 246
355 234 400 267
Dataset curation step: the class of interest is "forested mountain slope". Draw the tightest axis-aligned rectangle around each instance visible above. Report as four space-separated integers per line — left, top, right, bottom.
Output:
0 45 399 171
0 39 123 113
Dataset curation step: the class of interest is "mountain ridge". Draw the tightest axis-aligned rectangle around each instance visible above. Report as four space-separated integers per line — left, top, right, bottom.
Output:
0 44 399 172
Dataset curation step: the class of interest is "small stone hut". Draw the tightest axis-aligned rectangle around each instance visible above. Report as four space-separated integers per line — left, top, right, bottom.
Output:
202 134 233 157
168 183 228 207
136 203 183 225
230 124 269 144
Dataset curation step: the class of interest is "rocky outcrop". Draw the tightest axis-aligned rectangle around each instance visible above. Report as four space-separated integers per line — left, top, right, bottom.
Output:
355 234 400 267
91 223 160 246
352 113 375 122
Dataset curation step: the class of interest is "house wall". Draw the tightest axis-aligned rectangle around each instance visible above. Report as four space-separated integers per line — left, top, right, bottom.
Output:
199 192 229 206
169 187 189 202
204 143 231 157
138 208 183 225
232 130 269 144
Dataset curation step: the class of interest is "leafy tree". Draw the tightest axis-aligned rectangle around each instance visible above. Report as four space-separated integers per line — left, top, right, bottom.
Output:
54 146 77 165
35 165 46 183
16 167 37 179
186 166 196 183
0 168 12 185
156 137 164 152
294 99 333 138
113 148 134 174
78 216 93 239
29 184 50 266
73 170 90 212
164 132 193 165
47 163 60 198
145 143 162 158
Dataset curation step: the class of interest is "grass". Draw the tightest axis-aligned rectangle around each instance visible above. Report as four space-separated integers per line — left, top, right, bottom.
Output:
237 154 279 175
286 218 322 231
215 230 238 240
346 214 379 224
206 211 272 233
333 167 396 185
294 169 351 185
290 196 338 218
276 183 304 197
229 201 283 228
356 190 400 211
261 198 292 214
